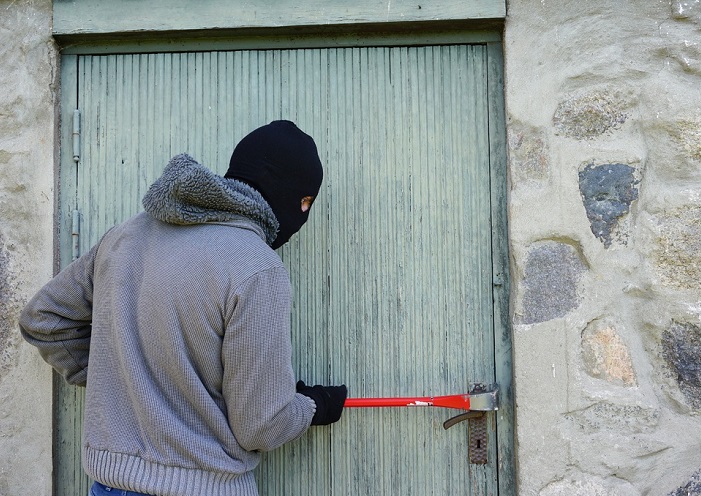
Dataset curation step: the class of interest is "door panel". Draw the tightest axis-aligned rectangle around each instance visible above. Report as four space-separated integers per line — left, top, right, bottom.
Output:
59 44 508 495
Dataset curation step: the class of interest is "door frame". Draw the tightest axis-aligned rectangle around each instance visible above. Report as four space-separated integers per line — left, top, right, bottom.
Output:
56 28 513 496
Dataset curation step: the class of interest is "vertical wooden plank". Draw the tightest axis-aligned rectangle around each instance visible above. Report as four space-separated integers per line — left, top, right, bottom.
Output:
256 46 334 496
143 54 156 201
55 53 87 496
470 43 499 494
487 41 515 496
58 54 78 271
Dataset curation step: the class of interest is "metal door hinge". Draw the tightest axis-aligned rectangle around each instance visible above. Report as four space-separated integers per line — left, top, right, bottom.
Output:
72 109 80 164
71 210 80 260
71 108 81 260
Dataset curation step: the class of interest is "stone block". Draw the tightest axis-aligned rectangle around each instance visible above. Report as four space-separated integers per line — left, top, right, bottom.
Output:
652 205 701 291
518 241 587 325
578 163 639 248
661 321 701 410
553 91 627 140
672 119 701 161
669 469 701 496
643 117 701 181
508 126 549 183
581 323 637 386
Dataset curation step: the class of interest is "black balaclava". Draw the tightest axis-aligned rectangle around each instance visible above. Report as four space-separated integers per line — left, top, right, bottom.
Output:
225 120 323 249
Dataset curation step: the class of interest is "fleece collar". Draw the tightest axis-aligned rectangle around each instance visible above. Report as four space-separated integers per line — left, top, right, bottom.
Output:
142 154 279 246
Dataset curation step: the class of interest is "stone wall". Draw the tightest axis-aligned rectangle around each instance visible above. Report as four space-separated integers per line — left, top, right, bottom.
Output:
2 0 700 495
0 0 56 494
504 0 701 494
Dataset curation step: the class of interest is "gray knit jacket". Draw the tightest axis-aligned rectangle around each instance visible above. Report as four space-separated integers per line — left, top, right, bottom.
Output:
19 154 316 496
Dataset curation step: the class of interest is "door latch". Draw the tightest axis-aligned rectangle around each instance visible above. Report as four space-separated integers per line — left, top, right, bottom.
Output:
442 384 498 465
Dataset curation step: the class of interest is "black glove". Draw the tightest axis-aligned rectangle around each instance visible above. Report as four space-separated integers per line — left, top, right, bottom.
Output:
296 380 347 426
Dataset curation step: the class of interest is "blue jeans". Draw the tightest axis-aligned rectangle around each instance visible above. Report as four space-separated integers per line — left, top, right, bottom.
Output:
89 481 154 496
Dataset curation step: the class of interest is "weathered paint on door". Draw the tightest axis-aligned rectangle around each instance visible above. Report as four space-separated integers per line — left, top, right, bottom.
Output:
58 43 512 495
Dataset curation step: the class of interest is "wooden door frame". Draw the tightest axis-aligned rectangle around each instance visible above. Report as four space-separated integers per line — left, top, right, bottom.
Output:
56 28 513 495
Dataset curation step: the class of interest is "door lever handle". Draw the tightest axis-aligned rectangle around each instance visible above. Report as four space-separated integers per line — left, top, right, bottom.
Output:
442 411 484 430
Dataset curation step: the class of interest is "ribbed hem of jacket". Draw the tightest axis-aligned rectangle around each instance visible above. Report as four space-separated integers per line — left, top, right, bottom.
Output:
84 447 259 496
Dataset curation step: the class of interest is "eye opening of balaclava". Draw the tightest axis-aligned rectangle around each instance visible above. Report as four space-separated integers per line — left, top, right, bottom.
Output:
224 120 324 249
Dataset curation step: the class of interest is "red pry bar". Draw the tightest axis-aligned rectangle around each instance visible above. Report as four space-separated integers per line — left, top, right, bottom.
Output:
344 393 471 411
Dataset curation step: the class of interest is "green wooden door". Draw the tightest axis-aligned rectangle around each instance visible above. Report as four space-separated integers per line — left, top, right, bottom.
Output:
58 42 512 495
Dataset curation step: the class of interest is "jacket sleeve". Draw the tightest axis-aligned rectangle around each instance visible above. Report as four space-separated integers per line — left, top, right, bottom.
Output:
222 266 316 452
18 242 100 387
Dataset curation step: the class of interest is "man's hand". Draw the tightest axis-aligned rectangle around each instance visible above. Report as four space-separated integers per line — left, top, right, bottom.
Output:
296 381 347 426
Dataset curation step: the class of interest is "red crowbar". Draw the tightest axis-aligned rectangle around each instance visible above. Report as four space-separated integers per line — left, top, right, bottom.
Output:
345 394 471 410
343 384 499 429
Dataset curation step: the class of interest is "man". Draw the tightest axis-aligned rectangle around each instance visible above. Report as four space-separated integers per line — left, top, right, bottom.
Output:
20 120 347 496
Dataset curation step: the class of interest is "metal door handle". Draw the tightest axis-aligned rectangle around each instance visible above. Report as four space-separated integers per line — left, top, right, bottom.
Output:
442 383 499 429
